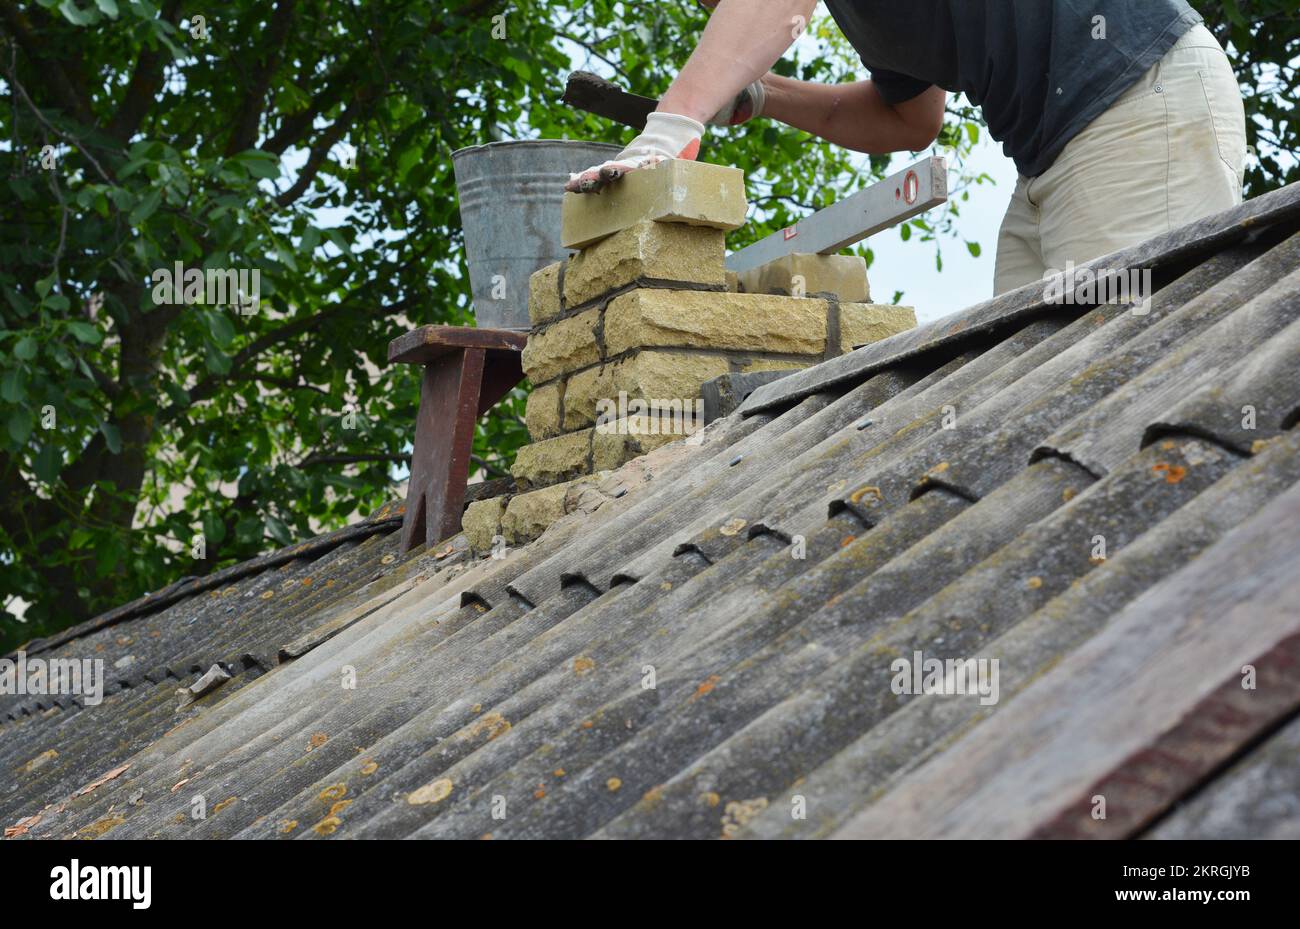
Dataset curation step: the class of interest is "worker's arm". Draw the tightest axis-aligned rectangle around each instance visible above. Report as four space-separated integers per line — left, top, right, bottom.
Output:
566 0 817 192
656 0 817 123
760 75 947 153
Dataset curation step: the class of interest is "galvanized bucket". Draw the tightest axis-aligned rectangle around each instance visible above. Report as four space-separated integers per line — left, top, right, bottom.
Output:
453 139 622 330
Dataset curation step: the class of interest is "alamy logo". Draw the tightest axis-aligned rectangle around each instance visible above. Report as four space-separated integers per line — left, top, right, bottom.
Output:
151 260 260 314
50 859 151 909
890 650 1000 706
1042 260 1152 315
594 391 704 436
0 652 103 706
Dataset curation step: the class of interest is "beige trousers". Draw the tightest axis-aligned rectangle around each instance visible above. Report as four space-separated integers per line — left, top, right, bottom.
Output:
994 23 1247 295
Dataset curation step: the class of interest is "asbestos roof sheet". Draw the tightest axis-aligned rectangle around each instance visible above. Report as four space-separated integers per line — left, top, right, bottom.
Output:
4 183 1300 841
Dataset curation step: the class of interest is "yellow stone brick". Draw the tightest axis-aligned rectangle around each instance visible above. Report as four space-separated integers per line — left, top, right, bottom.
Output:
737 253 870 303
501 483 568 546
561 160 747 250
524 380 564 441
528 261 564 326
592 414 695 472
613 350 732 406
461 497 506 553
740 357 810 375
564 351 733 430
563 364 617 431
604 289 830 357
510 430 591 490
521 308 601 384
501 472 611 546
564 221 725 307
839 303 917 353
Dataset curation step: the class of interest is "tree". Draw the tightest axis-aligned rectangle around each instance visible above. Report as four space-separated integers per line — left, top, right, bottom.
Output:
1199 0 1300 196
0 0 1294 652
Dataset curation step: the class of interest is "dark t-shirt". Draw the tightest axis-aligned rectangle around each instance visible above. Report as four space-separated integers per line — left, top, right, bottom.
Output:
822 0 1203 177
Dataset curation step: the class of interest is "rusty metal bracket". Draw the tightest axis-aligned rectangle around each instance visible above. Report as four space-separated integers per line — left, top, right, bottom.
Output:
388 326 527 553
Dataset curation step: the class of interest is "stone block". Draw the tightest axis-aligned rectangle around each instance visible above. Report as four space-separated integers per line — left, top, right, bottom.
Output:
737 253 870 302
521 307 601 385
501 483 567 546
739 357 812 375
613 350 731 406
528 261 564 326
561 160 747 249
461 497 506 554
604 289 831 357
501 471 611 546
564 221 725 307
524 380 564 441
592 415 694 472
564 351 731 430
510 429 591 490
563 364 617 431
838 303 917 353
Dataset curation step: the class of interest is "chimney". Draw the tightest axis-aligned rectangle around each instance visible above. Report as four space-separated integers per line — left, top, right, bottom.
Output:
463 159 915 551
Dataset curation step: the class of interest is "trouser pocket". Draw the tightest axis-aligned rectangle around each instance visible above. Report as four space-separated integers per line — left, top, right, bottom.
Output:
1197 65 1247 183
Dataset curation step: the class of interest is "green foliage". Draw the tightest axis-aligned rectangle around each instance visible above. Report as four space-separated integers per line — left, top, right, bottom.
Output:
0 0 1294 651
1 0 554 648
1198 0 1300 196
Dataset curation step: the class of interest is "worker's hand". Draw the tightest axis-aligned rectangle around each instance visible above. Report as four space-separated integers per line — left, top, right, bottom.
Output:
708 78 766 126
565 112 705 193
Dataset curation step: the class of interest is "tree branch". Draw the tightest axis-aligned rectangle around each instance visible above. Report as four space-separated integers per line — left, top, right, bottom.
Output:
453 0 505 18
238 373 332 397
298 452 410 467
0 1 95 126
274 95 362 207
471 454 510 480
7 66 113 184
42 150 69 289
178 291 421 412
224 0 299 156
106 0 183 144
262 72 350 155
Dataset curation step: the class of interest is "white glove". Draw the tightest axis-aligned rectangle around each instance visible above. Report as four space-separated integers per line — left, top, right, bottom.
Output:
565 112 705 193
708 79 766 126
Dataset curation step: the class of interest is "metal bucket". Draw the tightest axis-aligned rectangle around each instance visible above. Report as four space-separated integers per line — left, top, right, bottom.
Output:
453 140 621 330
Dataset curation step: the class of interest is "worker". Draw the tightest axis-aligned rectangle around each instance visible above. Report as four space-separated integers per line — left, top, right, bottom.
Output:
565 1 1247 297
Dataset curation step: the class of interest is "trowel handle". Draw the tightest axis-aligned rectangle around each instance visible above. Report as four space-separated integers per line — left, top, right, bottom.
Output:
561 71 658 130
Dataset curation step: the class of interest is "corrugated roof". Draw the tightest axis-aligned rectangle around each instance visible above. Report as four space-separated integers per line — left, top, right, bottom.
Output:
4 183 1300 841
